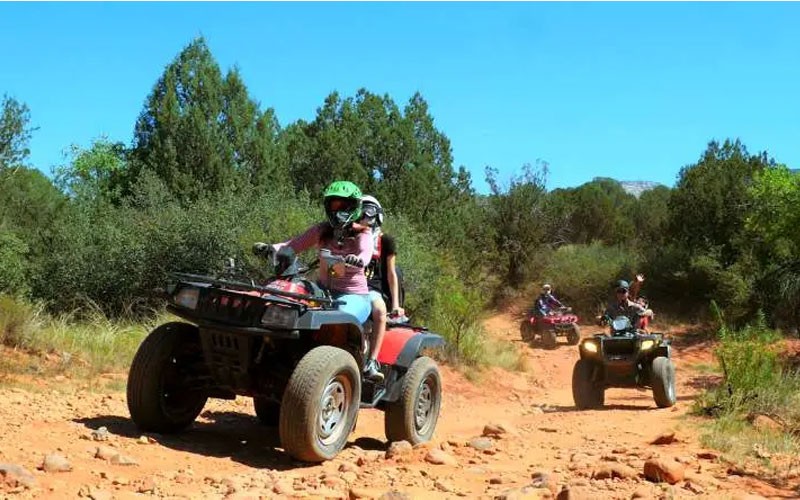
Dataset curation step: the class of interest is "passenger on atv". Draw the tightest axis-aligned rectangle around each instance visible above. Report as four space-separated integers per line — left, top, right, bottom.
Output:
253 180 384 382
357 194 409 381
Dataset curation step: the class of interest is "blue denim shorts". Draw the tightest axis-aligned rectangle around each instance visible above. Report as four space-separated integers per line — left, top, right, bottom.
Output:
332 292 372 324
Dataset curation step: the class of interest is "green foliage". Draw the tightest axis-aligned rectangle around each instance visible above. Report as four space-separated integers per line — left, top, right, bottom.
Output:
55 137 128 201
539 242 639 315
555 177 638 246
486 161 557 286
0 294 43 348
130 37 285 202
0 94 37 169
669 139 770 266
0 231 30 297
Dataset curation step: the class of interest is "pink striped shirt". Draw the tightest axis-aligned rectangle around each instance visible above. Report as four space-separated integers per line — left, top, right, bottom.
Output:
274 223 373 295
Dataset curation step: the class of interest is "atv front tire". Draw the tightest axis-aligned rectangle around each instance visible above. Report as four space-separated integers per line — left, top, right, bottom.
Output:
279 346 361 462
572 359 604 409
567 324 581 345
385 356 442 445
542 328 558 349
127 322 208 433
651 356 677 408
520 320 534 342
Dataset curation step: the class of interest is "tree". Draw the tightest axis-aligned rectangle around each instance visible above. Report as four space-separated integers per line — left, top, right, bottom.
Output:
668 139 771 266
55 137 128 201
485 161 557 286
0 94 37 169
130 37 285 202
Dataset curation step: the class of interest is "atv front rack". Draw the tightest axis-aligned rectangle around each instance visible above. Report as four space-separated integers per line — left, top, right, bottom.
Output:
170 272 344 308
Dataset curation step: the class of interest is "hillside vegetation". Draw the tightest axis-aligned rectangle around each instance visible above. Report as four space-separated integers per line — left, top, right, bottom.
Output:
2 37 800 370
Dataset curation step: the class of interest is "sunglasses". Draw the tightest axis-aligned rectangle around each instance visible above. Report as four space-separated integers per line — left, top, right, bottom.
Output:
616 288 628 294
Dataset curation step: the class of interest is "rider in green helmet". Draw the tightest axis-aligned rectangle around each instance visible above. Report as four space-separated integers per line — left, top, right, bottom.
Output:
253 181 384 382
323 180 363 232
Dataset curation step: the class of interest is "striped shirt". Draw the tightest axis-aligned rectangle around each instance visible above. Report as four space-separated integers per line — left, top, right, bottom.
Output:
274 223 373 295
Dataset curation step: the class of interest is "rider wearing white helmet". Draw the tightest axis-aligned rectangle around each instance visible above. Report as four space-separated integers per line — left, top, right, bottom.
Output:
359 195 405 381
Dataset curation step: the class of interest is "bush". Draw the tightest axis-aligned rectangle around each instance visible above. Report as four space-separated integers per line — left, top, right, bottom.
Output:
0 294 43 348
694 308 800 464
0 231 30 297
538 242 639 317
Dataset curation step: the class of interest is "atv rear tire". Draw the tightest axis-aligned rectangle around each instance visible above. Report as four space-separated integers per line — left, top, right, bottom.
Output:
253 397 280 426
572 359 604 409
279 346 361 462
520 321 534 342
384 356 442 445
651 356 677 408
567 324 581 345
542 328 558 349
127 322 208 433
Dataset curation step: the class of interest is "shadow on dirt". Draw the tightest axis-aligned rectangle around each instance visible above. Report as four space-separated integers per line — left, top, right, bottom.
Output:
75 410 387 470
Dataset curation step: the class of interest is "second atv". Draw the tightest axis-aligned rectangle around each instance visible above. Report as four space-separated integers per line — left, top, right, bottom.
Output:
520 306 581 349
572 313 676 409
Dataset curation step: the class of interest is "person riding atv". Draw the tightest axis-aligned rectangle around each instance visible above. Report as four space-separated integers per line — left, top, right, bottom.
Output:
602 274 650 332
533 283 564 317
254 180 384 382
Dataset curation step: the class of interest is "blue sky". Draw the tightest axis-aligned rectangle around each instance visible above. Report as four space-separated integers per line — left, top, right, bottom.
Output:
1 2 798 192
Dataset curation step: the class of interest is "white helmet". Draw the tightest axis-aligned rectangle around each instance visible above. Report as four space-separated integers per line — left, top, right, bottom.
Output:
361 194 384 226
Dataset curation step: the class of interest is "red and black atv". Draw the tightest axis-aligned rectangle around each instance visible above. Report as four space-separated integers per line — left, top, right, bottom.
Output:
520 306 581 349
126 247 445 463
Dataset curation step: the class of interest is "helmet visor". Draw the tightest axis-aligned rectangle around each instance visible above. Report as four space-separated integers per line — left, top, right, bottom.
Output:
327 197 357 212
362 203 380 218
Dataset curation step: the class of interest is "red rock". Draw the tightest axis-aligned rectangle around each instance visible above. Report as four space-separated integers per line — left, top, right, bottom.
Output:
643 459 684 484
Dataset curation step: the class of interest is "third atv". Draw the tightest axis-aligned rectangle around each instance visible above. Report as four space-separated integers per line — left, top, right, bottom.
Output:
572 313 676 409
520 306 581 349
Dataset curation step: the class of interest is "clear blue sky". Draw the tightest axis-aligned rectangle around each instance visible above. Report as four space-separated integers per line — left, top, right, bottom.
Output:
2 2 798 192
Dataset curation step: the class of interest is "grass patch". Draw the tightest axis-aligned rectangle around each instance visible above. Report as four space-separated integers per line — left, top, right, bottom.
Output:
693 307 800 479
0 293 158 379
688 362 721 374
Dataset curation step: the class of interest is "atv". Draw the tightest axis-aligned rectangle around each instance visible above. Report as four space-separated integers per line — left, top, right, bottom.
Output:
126 247 445 462
520 306 581 349
571 312 676 409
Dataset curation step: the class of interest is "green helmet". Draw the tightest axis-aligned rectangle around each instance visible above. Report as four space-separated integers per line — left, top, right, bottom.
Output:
323 181 363 229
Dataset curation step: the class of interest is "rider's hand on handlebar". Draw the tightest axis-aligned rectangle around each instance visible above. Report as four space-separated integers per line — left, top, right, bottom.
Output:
390 307 406 318
253 242 274 257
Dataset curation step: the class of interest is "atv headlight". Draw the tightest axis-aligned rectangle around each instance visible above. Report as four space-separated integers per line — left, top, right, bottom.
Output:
582 341 598 353
174 288 199 310
261 305 298 329
640 339 655 350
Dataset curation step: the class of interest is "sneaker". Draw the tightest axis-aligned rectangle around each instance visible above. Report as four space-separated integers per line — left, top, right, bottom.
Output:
363 359 385 382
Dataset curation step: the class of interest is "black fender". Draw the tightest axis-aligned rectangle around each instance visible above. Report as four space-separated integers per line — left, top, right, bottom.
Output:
394 333 445 369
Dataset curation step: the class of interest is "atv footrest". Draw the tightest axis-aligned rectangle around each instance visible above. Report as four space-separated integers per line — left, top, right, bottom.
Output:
360 380 386 409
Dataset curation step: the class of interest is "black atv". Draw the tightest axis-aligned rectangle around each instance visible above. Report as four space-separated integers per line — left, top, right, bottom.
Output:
572 314 676 409
126 247 445 462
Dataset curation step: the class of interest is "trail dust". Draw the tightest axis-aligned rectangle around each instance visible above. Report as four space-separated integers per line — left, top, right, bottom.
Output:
0 308 797 499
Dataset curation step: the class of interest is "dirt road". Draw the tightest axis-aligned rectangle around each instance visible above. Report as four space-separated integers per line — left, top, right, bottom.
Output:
0 311 796 499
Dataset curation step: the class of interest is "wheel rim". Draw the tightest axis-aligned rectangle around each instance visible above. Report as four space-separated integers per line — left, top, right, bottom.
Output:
318 375 352 446
414 374 439 435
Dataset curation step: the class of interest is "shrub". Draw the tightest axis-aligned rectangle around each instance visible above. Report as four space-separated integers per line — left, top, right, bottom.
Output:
538 242 639 317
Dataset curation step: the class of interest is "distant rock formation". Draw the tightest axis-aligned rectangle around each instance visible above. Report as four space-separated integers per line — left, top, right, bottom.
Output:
618 181 662 198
